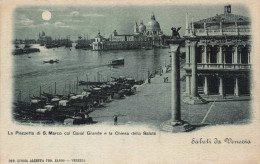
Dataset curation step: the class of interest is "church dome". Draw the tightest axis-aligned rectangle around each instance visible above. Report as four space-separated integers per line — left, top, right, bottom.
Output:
146 13 161 31
138 21 146 33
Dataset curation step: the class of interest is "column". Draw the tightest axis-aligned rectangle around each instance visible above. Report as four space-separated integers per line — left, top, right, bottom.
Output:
234 46 238 64
239 48 241 64
185 44 190 65
191 41 198 97
204 76 209 95
170 44 181 123
204 22 207 34
161 40 193 132
223 51 226 64
200 46 203 64
234 76 240 97
220 21 223 35
219 76 224 96
208 48 211 64
203 45 207 66
248 51 250 64
186 75 190 95
218 46 223 64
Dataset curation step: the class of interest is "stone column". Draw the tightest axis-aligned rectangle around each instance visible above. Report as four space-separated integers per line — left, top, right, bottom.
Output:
203 45 208 67
239 48 241 64
234 76 240 97
185 44 190 65
161 40 193 132
186 75 190 95
208 48 211 64
170 44 181 122
204 76 209 95
183 41 207 105
223 51 226 64
219 76 224 96
219 46 223 68
220 21 223 35
191 41 198 97
234 46 238 64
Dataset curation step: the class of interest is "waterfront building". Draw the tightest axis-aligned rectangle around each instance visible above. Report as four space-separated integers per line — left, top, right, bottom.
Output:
92 32 107 50
13 39 37 44
184 5 251 99
75 35 93 49
92 13 165 50
92 31 148 50
135 13 165 47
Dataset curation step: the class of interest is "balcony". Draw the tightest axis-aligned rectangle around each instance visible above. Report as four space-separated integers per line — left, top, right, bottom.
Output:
184 63 251 70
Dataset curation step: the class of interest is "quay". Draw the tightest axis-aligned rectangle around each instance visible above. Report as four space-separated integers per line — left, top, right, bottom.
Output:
89 64 250 129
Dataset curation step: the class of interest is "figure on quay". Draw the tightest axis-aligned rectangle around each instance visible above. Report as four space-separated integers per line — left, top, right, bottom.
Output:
114 115 118 125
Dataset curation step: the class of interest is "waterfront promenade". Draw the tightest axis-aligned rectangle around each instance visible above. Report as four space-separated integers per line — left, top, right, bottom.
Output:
89 68 251 130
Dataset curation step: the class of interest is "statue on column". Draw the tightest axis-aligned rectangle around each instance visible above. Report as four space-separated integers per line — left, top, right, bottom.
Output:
171 27 181 39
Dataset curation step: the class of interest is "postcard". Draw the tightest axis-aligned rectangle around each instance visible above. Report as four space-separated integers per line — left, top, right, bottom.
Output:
0 0 260 163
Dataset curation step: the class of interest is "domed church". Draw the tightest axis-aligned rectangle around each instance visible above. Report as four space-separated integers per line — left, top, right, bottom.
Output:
134 13 164 47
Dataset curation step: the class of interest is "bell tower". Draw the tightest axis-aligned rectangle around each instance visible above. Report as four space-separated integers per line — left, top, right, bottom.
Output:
224 4 231 14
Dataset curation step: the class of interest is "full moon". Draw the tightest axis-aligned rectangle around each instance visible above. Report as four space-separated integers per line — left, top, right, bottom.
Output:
42 11 52 21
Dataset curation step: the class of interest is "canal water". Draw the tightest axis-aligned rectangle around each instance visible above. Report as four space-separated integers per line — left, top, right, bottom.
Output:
13 44 171 102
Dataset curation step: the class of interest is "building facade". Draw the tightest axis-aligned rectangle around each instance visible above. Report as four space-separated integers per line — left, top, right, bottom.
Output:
92 31 149 51
92 13 167 50
134 13 165 47
184 5 251 98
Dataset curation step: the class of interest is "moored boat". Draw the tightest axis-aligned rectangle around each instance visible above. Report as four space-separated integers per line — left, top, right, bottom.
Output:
43 59 59 64
108 58 124 65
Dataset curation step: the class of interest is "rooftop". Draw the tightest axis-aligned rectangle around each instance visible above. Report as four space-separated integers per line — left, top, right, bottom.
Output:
194 13 250 25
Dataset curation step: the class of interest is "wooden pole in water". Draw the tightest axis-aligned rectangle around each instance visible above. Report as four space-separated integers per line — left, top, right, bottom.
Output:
65 83 67 95
55 82 57 94
76 77 79 93
29 88 31 98
49 86 50 93
74 81 76 94
40 86 41 98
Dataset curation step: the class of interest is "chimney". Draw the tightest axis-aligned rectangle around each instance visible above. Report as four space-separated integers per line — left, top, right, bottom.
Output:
224 5 231 14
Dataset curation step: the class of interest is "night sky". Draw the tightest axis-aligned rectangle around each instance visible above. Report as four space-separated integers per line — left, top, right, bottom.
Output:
14 4 249 41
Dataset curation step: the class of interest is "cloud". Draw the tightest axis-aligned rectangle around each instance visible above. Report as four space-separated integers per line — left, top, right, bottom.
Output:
82 13 105 17
63 19 84 23
19 15 34 26
53 21 73 28
21 21 73 29
70 11 80 16
54 21 64 26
